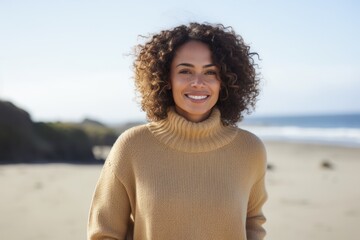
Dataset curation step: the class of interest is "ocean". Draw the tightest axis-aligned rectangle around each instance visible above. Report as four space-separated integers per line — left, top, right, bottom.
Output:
239 113 360 147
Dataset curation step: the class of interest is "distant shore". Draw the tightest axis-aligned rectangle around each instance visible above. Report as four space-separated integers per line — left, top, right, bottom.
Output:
1 140 359 240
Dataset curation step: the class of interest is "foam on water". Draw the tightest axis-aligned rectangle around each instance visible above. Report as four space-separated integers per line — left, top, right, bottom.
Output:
240 126 360 147
239 113 360 147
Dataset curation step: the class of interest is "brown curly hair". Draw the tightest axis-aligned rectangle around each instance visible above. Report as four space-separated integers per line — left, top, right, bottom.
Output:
133 22 261 126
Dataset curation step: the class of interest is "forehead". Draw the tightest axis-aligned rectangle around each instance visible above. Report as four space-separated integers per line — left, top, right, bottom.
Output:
172 41 212 64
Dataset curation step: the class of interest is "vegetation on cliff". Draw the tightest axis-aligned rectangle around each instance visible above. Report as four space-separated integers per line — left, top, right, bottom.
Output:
0 100 124 163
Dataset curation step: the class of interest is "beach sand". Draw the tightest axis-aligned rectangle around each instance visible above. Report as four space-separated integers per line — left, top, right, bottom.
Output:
264 142 360 240
1 141 359 240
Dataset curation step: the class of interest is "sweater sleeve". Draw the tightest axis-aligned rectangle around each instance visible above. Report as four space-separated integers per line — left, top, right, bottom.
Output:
87 160 132 240
246 173 267 240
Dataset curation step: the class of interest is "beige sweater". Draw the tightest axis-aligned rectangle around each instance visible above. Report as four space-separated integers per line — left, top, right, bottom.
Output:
88 108 267 240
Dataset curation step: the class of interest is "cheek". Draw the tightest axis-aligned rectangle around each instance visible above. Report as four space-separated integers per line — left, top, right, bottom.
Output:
170 80 182 98
170 77 187 91
213 82 221 95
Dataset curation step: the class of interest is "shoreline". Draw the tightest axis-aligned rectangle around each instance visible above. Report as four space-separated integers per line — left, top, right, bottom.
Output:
241 124 360 149
1 141 359 240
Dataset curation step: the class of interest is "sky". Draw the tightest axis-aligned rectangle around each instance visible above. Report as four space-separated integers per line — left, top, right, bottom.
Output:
1 0 359 124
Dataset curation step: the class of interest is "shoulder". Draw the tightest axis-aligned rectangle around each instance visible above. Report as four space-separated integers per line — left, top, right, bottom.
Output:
105 124 150 167
232 127 267 168
116 124 150 146
236 127 266 152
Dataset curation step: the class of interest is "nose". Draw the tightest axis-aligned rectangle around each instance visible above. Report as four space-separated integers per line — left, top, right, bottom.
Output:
190 74 205 87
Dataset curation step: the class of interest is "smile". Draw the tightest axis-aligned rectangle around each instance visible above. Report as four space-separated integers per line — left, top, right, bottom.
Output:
186 95 209 100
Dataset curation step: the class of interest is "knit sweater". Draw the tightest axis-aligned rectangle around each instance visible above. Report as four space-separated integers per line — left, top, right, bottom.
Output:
88 108 267 240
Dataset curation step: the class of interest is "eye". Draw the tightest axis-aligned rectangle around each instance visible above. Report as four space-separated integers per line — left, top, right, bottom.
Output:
204 70 217 76
179 69 192 74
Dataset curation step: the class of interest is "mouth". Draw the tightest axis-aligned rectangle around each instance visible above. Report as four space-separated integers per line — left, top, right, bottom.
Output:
185 94 209 101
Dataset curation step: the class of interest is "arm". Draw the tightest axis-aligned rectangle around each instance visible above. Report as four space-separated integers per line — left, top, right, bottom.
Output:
246 174 267 240
87 161 132 240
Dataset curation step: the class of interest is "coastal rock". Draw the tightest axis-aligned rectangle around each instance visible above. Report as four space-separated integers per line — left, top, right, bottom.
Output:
0 100 96 163
320 159 334 170
0 100 38 162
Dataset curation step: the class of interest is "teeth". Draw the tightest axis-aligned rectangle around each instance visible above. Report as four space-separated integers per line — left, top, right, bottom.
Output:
187 95 207 100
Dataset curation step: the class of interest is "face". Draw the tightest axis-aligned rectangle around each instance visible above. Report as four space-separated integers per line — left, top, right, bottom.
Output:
170 40 221 123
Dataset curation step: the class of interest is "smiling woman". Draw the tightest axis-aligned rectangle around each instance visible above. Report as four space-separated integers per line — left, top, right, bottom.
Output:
88 22 267 240
170 40 221 122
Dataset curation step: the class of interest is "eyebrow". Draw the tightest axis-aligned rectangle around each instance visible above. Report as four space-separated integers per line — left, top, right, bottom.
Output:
175 63 216 68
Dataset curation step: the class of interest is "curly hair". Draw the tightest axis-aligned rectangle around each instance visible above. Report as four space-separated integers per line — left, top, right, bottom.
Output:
133 22 261 126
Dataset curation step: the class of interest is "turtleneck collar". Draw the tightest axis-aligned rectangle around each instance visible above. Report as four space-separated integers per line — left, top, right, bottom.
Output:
147 107 238 153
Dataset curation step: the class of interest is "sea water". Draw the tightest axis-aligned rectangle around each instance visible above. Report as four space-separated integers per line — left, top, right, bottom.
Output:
240 113 360 147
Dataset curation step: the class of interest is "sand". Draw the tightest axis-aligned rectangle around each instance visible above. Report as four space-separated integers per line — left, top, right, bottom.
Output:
1 141 359 240
264 142 360 240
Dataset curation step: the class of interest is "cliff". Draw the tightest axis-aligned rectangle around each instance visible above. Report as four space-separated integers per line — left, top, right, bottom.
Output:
0 100 118 163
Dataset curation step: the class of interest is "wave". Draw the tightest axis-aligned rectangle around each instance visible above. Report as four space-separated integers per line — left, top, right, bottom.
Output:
240 125 360 147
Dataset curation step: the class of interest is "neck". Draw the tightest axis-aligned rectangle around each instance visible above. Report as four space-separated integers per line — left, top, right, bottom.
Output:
147 107 238 153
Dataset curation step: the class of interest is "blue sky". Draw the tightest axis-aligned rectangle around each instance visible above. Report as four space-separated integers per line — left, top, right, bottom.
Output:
1 0 359 123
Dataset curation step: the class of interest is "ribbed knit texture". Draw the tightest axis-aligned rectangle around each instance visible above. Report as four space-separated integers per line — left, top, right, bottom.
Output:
88 108 267 240
148 108 238 153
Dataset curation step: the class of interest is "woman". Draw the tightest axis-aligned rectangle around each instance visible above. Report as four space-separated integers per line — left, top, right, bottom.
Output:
88 22 267 240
